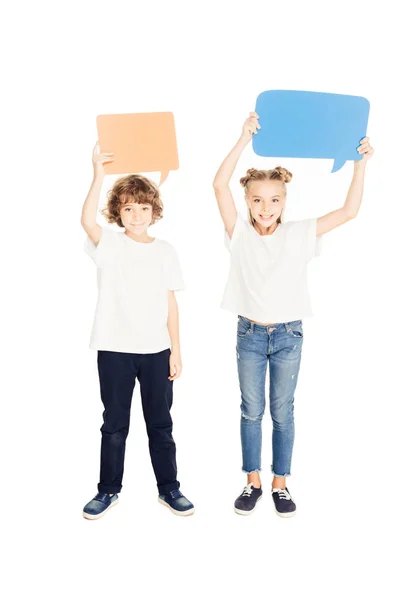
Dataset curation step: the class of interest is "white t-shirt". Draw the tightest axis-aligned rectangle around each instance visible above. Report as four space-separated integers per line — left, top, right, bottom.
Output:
221 213 323 323
84 227 184 353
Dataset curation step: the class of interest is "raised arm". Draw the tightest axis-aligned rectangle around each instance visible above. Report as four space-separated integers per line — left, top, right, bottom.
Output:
80 142 114 245
213 112 260 239
316 137 374 237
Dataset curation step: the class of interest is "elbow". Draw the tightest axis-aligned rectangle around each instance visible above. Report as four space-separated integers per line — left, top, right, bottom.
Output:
213 180 228 192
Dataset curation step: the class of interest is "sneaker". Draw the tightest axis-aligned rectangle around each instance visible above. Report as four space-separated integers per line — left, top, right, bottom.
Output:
158 489 195 516
271 487 296 518
82 492 119 520
234 483 263 515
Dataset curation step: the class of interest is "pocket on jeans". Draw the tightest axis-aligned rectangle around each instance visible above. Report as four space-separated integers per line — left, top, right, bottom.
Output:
237 318 251 338
288 320 303 338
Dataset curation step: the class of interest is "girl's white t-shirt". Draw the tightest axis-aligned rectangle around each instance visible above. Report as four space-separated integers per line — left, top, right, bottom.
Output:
84 227 184 354
221 213 323 323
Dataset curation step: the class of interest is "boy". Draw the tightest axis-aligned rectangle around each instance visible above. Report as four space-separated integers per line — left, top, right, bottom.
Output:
81 142 194 519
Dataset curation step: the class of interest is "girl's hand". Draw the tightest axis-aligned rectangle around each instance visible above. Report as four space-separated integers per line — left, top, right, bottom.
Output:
356 137 374 164
168 350 182 381
92 141 114 178
240 112 260 144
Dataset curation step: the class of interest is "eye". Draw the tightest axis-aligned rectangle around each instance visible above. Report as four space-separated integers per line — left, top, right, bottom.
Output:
272 198 279 203
142 206 150 211
254 198 261 203
124 207 131 211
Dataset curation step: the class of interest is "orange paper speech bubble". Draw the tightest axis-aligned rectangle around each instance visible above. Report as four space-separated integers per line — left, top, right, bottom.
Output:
96 112 179 184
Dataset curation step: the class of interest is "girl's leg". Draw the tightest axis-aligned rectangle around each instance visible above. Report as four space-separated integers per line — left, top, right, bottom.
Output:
236 325 268 487
268 322 303 488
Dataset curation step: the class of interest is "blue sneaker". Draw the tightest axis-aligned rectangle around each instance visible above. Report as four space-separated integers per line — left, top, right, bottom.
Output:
272 487 296 518
234 483 263 515
82 492 119 520
158 489 195 516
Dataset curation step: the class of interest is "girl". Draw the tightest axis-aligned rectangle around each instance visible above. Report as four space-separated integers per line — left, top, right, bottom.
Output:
213 112 373 517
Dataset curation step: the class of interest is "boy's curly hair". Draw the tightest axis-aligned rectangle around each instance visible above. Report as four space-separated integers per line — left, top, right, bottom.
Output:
240 166 292 226
101 174 163 228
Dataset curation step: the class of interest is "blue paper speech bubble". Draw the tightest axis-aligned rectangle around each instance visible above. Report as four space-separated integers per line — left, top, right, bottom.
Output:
253 90 370 172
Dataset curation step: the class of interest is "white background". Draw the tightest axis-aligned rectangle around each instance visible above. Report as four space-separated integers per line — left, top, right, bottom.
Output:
2 1 399 598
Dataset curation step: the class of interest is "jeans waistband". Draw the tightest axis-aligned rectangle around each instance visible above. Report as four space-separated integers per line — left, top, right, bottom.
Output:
238 315 302 333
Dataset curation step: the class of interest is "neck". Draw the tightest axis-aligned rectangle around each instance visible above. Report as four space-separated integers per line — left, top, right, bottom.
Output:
124 229 154 243
254 221 279 236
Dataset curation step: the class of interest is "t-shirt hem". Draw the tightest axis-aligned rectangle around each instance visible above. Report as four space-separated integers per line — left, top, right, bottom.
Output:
220 302 313 323
89 343 171 354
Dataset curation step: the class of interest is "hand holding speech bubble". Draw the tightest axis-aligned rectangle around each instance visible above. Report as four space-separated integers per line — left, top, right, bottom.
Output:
96 112 179 184
252 90 370 172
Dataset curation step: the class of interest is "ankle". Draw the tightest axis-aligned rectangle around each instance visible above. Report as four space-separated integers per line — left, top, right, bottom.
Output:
247 473 262 489
272 477 286 490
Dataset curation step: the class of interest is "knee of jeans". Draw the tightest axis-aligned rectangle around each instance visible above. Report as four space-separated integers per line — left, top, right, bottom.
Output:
271 410 294 429
241 409 264 422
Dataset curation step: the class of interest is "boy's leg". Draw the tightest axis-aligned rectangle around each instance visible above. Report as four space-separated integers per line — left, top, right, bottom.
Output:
97 350 138 494
137 349 179 494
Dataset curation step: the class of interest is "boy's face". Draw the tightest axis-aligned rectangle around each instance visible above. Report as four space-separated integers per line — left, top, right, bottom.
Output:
120 200 153 235
246 180 286 227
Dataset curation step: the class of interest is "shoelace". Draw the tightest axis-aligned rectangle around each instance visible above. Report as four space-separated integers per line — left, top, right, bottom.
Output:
241 484 254 497
272 488 292 501
169 489 183 500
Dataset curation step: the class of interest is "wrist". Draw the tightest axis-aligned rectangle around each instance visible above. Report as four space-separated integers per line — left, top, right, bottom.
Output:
93 171 105 183
238 135 250 148
353 160 366 173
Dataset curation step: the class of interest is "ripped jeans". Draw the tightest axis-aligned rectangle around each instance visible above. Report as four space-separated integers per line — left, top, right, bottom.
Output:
236 315 304 477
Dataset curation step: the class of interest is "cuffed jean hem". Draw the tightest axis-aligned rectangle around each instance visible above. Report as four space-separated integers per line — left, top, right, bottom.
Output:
157 480 180 495
242 468 262 474
271 467 291 477
98 484 122 494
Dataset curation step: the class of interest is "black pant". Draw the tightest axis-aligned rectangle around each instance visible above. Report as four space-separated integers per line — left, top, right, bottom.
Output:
96 349 179 495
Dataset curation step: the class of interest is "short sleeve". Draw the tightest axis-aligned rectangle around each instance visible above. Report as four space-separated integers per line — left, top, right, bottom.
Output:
224 212 247 252
165 244 185 291
287 218 323 263
296 218 322 262
84 227 119 266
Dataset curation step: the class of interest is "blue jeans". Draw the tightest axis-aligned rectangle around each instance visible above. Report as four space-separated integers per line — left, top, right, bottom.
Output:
236 315 304 477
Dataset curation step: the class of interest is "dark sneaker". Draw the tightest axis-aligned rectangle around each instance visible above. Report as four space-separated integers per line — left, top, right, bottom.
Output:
158 489 195 516
82 492 119 520
234 483 263 515
272 487 296 518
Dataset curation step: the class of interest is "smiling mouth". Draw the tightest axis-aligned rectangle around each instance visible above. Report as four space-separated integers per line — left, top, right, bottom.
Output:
260 214 274 219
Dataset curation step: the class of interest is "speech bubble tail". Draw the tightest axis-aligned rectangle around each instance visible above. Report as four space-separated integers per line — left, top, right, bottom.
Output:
159 171 169 185
331 158 346 173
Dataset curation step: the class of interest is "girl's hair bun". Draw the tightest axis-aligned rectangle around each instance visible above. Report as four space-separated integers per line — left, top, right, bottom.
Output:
239 166 292 189
239 168 258 188
273 166 292 183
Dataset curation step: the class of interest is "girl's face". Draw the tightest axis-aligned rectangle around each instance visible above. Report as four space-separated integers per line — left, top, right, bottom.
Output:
246 180 286 228
120 200 153 235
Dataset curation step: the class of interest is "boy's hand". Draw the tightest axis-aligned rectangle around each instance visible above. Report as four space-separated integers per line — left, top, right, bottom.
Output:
240 112 260 145
92 141 114 178
168 350 182 381
356 137 374 164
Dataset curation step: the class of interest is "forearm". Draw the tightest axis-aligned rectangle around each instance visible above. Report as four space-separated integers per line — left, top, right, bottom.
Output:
343 162 367 218
167 293 181 352
213 136 248 188
81 174 104 227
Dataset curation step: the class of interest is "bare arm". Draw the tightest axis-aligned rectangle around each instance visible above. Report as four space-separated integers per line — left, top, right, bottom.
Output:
80 142 114 245
213 113 260 238
167 290 182 381
316 137 374 237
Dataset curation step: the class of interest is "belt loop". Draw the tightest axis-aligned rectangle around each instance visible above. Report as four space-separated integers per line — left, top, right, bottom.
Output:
249 321 254 333
284 322 290 333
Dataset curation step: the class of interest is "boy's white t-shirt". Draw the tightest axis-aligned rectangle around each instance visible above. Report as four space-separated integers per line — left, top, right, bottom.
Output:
221 213 323 323
84 227 184 354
